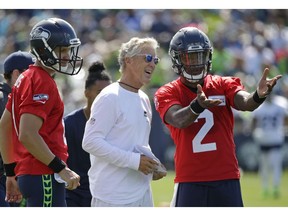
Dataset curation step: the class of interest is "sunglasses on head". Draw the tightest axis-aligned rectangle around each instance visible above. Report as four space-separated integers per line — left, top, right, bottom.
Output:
136 54 160 65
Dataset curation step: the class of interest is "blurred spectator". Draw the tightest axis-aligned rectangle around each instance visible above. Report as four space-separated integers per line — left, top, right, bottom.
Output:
251 93 288 198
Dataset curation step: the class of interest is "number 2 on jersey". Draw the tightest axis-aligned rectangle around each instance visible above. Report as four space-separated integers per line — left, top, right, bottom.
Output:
192 110 217 153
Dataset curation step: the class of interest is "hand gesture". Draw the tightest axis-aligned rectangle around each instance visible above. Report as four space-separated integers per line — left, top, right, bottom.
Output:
196 84 222 108
5 176 23 203
257 68 282 97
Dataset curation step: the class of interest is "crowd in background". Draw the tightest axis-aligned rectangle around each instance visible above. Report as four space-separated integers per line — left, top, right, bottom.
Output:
1 9 288 170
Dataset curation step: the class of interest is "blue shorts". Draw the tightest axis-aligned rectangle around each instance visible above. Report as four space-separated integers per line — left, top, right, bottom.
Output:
175 179 244 207
66 189 92 207
18 174 66 207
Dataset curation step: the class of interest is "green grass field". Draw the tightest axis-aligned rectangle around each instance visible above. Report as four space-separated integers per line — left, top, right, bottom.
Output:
151 169 288 207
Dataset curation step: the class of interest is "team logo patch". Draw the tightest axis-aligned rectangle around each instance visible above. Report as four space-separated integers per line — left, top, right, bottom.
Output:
33 94 49 104
208 95 226 106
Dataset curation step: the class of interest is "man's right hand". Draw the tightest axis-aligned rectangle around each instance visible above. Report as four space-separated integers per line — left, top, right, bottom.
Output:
58 167 80 190
138 155 159 175
197 84 222 108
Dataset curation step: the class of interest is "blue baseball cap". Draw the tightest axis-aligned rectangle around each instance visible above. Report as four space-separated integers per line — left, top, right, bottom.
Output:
4 51 35 74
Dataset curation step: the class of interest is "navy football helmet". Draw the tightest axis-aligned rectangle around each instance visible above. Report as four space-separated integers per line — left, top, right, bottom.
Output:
30 18 83 75
169 27 213 83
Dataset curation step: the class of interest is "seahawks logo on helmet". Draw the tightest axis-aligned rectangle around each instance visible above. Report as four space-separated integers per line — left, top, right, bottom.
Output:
30 27 51 40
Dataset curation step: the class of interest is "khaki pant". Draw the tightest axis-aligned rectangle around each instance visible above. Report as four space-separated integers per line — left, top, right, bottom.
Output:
91 187 153 207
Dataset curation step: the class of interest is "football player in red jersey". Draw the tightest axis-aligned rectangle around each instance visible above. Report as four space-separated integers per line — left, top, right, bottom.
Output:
154 27 282 207
0 18 83 206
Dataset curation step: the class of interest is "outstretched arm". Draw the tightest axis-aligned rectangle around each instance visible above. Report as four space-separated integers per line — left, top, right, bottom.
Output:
234 68 282 111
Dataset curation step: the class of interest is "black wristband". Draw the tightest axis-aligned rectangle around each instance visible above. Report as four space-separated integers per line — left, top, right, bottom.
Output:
48 156 66 173
4 162 17 177
252 91 266 104
189 99 205 115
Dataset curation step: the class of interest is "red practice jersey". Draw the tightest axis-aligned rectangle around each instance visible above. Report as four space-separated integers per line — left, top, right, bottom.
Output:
6 66 68 175
154 75 245 183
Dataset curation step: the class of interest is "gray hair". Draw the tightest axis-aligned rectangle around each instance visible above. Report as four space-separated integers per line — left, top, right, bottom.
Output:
118 37 159 73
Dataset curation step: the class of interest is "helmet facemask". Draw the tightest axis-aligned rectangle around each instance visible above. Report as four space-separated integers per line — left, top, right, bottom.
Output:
32 38 83 76
172 49 212 83
50 45 83 76
30 18 83 76
169 27 213 83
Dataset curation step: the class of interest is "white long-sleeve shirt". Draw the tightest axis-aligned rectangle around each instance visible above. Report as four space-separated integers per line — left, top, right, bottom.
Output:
82 82 154 204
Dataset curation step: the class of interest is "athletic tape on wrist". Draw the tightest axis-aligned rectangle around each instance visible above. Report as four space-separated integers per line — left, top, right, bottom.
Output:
48 156 66 173
252 91 266 104
4 162 17 176
189 99 205 115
